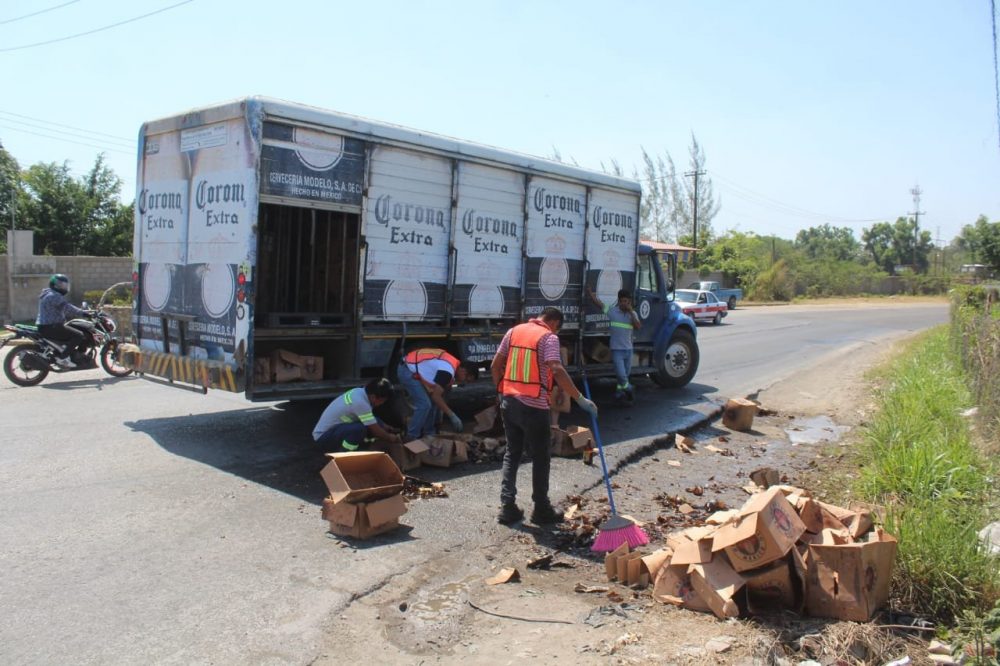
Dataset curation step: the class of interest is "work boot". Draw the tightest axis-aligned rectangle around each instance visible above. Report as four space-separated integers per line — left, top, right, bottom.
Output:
530 502 562 525
497 503 524 525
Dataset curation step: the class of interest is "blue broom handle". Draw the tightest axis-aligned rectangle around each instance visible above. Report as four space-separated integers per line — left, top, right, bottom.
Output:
582 372 618 516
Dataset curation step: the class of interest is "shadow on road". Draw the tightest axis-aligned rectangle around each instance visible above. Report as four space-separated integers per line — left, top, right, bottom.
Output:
122 377 720 508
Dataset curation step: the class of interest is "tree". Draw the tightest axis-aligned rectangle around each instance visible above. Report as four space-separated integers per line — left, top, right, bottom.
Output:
956 215 1000 273
20 161 88 255
794 224 860 262
17 153 133 256
862 217 932 274
0 141 20 253
79 154 133 256
635 135 719 247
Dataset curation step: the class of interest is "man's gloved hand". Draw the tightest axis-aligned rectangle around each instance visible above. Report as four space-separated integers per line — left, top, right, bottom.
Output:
448 412 464 432
574 394 599 417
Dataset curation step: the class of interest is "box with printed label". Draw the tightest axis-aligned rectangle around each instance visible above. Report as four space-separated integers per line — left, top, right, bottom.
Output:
711 486 806 572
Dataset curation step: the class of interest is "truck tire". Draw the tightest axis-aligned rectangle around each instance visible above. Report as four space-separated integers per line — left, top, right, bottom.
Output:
727 296 737 310
653 329 699 388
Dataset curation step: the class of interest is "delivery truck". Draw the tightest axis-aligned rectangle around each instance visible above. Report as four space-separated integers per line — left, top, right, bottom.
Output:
124 97 699 400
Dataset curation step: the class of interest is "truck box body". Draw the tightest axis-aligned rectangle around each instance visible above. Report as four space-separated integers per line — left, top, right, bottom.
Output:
129 97 695 399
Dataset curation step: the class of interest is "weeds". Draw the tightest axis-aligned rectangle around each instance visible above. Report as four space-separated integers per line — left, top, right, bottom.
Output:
856 327 1000 623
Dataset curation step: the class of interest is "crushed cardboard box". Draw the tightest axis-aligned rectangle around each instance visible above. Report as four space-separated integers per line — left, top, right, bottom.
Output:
271 349 324 383
550 425 594 457
323 494 406 539
387 438 430 472
805 528 897 621
643 484 897 622
320 452 407 539
711 486 806 572
420 434 469 467
722 397 758 431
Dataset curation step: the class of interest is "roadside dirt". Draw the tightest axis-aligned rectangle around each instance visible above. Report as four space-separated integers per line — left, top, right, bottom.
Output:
315 331 933 666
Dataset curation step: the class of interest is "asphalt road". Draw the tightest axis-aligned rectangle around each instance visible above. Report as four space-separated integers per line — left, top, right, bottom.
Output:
0 301 947 665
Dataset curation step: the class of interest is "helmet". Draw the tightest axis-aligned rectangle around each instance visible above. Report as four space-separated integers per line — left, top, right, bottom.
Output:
49 274 70 295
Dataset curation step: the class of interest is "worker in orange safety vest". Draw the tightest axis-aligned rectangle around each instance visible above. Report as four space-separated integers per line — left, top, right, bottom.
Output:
397 348 479 441
490 307 598 526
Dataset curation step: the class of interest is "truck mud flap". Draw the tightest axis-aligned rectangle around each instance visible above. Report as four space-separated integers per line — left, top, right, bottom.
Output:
122 344 240 392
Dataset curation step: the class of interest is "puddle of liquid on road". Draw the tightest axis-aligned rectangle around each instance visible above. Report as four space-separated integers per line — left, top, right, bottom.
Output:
784 415 850 446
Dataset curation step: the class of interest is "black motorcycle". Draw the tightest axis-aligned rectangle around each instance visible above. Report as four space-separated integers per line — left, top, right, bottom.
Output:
1 308 133 386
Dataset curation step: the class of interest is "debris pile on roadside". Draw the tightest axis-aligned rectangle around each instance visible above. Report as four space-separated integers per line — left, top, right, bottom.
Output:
601 484 898 622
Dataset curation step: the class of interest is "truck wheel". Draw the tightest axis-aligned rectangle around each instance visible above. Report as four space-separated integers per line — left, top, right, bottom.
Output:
653 329 699 388
727 296 737 310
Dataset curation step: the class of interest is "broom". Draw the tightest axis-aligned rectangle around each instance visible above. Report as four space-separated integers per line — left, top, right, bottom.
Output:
583 371 649 552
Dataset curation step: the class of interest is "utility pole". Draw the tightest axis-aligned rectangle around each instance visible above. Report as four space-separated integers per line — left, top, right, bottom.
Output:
685 169 705 266
909 185 924 270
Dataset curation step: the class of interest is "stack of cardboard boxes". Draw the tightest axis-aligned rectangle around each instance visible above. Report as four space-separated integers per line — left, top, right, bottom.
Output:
606 485 898 622
320 452 408 539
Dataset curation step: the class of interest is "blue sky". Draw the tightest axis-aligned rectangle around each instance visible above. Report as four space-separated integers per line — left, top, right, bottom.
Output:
2 0 998 244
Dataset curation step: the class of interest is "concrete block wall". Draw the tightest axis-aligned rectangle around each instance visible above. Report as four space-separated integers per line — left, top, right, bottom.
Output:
2 251 133 324
53 256 133 304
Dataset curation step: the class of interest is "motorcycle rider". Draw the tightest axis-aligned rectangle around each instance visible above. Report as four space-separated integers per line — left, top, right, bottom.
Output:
36 274 89 368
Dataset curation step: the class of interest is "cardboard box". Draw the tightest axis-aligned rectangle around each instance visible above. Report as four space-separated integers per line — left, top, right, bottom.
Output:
320 452 404 503
472 405 501 435
669 525 718 566
323 494 407 539
550 425 594 457
272 350 302 383
805 528 897 622
744 560 797 613
689 557 748 619
253 356 272 385
653 561 712 612
587 340 612 363
712 487 807 572
420 434 469 467
387 439 430 472
270 349 324 383
549 385 572 414
722 397 757 431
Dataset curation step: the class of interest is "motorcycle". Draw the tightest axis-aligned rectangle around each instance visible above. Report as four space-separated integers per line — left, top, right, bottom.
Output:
1 304 133 387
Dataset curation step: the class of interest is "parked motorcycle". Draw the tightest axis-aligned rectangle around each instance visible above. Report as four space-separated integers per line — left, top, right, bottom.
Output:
1 306 133 387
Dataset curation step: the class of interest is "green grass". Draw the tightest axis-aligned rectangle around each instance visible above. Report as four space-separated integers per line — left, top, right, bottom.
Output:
856 327 1000 622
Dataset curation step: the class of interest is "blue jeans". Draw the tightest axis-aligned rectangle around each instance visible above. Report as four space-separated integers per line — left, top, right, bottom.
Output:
499 396 551 507
315 422 367 452
398 362 438 440
612 349 633 392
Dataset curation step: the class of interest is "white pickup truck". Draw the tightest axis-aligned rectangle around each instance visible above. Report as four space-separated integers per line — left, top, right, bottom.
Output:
686 281 742 310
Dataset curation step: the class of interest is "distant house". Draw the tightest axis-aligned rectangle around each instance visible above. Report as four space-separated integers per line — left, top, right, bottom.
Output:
641 240 699 264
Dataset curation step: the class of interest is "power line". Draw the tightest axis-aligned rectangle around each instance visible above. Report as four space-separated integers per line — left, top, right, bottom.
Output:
710 170 892 223
0 123 133 155
0 113 133 148
0 0 79 26
0 0 194 53
0 109 133 143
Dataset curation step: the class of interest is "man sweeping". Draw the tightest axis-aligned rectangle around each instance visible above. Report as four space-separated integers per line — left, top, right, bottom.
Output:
490 307 598 525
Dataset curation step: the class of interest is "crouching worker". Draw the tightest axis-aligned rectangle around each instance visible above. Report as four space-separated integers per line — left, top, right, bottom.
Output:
397 348 479 440
312 378 402 453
